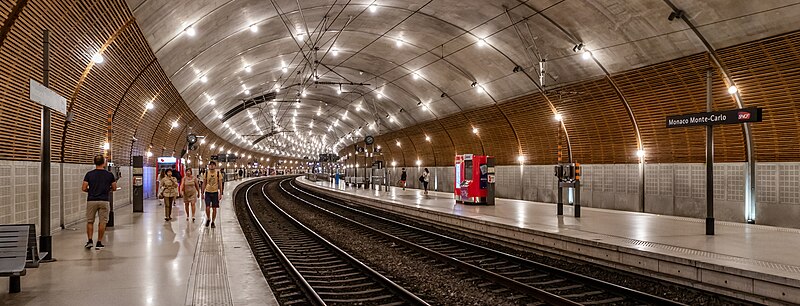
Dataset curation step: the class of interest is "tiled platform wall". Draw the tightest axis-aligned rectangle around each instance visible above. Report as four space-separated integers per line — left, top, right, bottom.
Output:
371 162 799 228
0 160 156 234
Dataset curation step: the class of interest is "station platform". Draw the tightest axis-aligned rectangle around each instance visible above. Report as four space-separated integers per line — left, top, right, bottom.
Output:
0 178 276 306
297 177 800 305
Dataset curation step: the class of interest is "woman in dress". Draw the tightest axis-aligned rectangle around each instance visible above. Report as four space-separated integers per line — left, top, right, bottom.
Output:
159 169 179 221
181 168 200 221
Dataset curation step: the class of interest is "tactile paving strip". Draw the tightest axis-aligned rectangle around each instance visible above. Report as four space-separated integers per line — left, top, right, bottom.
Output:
620 237 800 274
189 227 234 306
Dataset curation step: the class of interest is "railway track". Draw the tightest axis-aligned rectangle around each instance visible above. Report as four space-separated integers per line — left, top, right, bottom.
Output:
236 178 429 306
279 178 687 306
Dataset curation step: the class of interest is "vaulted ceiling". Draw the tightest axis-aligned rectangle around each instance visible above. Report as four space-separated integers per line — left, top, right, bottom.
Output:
126 0 800 162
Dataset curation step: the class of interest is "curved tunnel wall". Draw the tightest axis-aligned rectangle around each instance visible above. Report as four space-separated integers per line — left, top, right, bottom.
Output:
0 0 274 167
342 30 800 166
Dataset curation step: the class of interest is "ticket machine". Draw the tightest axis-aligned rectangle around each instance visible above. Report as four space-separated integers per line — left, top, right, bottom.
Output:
454 154 496 205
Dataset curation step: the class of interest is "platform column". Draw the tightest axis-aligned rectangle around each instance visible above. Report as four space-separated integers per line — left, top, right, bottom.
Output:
39 29 53 261
705 69 715 235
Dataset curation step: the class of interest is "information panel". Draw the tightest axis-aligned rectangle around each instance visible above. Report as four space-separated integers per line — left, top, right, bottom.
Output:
666 107 762 128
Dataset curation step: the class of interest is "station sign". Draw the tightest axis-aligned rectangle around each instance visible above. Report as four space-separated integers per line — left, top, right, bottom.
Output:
666 107 762 128
157 157 176 164
30 79 67 115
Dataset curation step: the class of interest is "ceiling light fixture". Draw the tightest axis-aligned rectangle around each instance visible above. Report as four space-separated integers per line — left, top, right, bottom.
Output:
250 24 258 33
282 66 288 73
244 65 252 73
172 120 179 128
200 75 208 83
727 85 738 94
554 113 563 122
472 127 478 134
470 81 478 87
667 10 685 21
145 101 154 110
369 4 377 13
478 38 487 47
92 53 104 64
185 26 196 36
582 50 592 60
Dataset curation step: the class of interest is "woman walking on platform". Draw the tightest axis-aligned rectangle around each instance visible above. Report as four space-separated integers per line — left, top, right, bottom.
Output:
159 169 179 221
181 168 200 221
422 168 431 195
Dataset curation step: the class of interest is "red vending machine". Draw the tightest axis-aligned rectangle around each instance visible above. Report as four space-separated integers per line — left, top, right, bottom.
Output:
454 154 496 205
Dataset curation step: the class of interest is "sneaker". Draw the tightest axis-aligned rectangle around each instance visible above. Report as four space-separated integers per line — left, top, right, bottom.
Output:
95 241 105 250
210 222 216 228
205 220 210 227
84 240 93 249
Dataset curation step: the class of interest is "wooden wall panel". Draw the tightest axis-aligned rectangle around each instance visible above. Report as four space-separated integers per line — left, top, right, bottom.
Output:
439 114 483 158
463 105 518 165
417 120 453 166
547 78 639 164
613 53 746 163
499 94 559 165
403 124 433 166
718 31 800 162
1 1 12 24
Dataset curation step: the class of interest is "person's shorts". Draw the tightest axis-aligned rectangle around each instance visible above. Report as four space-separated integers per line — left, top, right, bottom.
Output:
86 201 110 224
205 192 220 208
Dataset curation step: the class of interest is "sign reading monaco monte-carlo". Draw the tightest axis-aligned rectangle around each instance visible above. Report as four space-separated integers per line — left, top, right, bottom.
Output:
666 107 763 128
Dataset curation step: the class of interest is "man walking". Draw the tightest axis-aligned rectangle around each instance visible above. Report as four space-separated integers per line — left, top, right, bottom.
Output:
201 161 224 228
82 154 117 250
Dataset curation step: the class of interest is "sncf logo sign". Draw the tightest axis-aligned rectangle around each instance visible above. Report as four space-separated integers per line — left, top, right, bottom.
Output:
738 112 751 120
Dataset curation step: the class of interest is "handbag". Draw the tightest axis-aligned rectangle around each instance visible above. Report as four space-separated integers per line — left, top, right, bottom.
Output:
157 184 164 199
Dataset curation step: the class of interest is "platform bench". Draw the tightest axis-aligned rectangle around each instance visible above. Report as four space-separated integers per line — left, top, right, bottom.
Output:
0 225 29 293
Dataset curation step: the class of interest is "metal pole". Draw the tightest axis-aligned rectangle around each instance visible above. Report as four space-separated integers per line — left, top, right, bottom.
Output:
40 29 53 261
706 69 715 235
574 182 581 218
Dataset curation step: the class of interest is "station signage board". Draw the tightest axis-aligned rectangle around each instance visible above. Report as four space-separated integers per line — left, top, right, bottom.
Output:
158 157 176 164
666 107 762 128
30 79 67 115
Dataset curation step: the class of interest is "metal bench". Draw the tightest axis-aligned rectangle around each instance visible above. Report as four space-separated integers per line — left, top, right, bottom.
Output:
0 225 29 293
0 224 46 293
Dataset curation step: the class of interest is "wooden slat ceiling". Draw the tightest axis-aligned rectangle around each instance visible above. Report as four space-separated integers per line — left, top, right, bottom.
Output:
0 0 273 166
340 29 800 166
